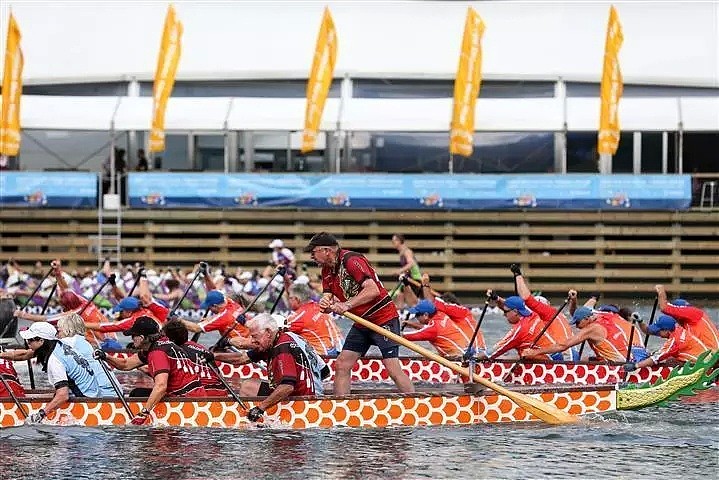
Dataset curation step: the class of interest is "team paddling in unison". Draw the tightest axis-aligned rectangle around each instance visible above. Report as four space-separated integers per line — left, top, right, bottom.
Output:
1 233 717 427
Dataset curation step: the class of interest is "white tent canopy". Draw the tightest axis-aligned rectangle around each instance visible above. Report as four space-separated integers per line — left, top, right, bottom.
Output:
9 95 718 133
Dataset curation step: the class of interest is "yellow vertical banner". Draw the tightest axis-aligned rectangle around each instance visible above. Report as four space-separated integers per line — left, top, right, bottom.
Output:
449 7 485 157
598 5 624 155
0 13 24 157
149 4 183 153
301 7 338 154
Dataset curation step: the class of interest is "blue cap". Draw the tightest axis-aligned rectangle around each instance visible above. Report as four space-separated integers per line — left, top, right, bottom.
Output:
571 306 594 325
648 314 677 335
503 296 532 317
597 304 619 313
200 290 225 310
672 298 690 307
408 299 436 316
111 296 141 313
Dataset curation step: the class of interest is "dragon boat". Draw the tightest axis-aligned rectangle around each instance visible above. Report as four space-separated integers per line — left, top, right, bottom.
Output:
106 351 690 386
2 351 717 430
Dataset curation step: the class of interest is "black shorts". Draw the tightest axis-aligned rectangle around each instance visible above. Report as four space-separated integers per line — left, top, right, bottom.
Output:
257 381 273 397
342 317 401 359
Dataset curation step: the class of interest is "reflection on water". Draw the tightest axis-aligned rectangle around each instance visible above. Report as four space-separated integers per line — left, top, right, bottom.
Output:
1 392 717 480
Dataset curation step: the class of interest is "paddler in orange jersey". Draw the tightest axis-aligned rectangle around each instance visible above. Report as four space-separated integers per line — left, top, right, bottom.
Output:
487 294 557 361
524 305 650 362
511 264 578 361
416 274 486 355
651 285 719 350
402 299 480 359
286 283 342 357
14 259 121 350
622 314 713 374
180 264 251 344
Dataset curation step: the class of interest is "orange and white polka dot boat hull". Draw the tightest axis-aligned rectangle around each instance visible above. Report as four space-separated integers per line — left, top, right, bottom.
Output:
109 352 677 385
0 384 617 429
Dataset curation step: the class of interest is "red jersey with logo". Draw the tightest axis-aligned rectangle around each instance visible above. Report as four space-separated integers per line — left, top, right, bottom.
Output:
433 298 486 351
491 313 552 359
248 332 317 396
0 357 24 398
180 340 227 396
287 301 342 355
139 337 206 397
661 304 719 350
403 311 472 357
321 249 396 326
197 298 249 339
98 305 166 334
651 325 710 363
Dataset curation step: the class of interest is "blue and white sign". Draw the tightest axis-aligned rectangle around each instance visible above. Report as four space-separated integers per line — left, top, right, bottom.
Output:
0 171 98 208
128 173 691 210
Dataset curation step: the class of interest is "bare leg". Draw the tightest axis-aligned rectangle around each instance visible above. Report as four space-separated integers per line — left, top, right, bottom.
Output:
333 350 361 396
382 357 415 393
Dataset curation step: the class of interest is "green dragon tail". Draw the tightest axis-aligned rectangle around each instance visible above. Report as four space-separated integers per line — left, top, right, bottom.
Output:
617 350 719 411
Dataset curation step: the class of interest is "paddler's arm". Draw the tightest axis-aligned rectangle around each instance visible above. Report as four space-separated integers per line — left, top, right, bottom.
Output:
524 325 598 358
144 372 168 412
655 284 669 311
228 336 254 350
0 348 34 361
102 353 144 371
330 278 379 315
213 351 251 365
567 289 578 316
180 319 203 333
14 309 49 322
43 386 70 417
256 384 294 412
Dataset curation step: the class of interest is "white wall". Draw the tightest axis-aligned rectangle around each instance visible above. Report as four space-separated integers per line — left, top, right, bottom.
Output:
1 1 717 86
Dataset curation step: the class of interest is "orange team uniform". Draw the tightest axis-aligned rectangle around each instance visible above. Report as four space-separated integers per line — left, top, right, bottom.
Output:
98 301 169 334
197 297 249 339
524 296 577 361
661 303 719 350
403 311 472 357
608 313 645 348
490 313 552 359
47 290 118 346
586 313 635 362
433 298 486 353
286 301 342 356
650 325 711 364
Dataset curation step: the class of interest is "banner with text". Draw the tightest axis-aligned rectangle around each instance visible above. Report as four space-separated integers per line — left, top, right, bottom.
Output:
0 172 97 208
128 173 691 210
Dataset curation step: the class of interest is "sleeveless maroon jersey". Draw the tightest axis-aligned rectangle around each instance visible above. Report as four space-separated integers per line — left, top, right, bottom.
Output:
140 337 206 397
181 341 227 396
321 249 397 326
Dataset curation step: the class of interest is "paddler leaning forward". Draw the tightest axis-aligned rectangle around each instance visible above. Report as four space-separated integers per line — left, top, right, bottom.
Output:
95 316 206 425
214 313 329 423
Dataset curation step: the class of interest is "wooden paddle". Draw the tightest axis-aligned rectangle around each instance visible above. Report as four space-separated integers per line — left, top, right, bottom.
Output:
343 311 578 425
406 277 442 297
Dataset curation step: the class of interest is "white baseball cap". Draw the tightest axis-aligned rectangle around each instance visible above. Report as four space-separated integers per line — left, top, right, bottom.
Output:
239 271 253 280
20 322 57 341
268 239 284 249
293 275 310 285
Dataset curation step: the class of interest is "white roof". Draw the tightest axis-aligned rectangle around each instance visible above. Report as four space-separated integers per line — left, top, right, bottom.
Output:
1 1 718 87
10 94 718 133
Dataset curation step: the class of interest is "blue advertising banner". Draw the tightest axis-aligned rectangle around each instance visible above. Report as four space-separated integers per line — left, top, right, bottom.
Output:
128 173 691 210
0 171 98 208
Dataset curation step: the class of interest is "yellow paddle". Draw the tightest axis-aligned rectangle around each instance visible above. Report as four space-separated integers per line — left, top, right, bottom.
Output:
343 311 579 425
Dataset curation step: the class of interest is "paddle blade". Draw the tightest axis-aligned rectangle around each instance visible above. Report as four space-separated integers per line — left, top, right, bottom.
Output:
510 392 579 425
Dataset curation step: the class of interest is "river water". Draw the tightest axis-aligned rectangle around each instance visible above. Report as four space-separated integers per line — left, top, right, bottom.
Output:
1 304 718 480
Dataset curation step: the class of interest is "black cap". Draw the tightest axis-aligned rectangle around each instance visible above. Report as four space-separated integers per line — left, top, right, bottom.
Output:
123 316 160 337
303 232 339 253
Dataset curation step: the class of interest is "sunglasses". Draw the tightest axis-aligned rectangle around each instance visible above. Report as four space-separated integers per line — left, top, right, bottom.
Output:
27 337 43 343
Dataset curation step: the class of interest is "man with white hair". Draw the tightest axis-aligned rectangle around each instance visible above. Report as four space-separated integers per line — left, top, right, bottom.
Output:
214 313 329 423
0 322 104 424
